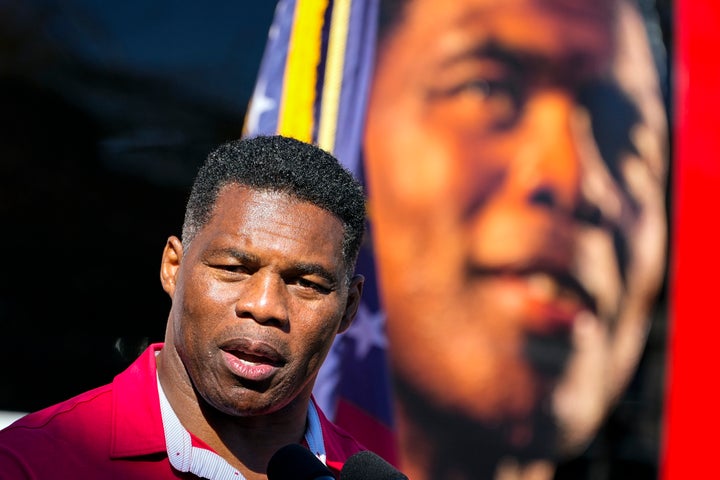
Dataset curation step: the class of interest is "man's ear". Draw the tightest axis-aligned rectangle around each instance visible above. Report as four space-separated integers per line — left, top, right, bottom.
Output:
338 274 364 334
160 236 183 298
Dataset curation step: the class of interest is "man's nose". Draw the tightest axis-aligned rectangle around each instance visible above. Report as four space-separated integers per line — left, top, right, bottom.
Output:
509 90 589 215
235 271 289 327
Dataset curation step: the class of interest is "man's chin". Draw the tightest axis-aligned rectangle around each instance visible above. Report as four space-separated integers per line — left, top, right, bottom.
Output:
395 375 562 462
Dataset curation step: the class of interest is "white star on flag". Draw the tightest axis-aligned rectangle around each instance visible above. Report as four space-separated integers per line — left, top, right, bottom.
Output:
345 303 387 359
245 78 276 135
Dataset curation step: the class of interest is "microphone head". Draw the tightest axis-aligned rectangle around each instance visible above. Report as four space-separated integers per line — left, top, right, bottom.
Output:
340 450 409 480
267 443 335 480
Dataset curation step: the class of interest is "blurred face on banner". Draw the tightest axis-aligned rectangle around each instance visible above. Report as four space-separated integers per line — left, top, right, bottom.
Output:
363 0 667 464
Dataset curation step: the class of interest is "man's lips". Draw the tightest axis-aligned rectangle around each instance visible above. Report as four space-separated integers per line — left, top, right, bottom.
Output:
219 338 286 382
468 264 597 319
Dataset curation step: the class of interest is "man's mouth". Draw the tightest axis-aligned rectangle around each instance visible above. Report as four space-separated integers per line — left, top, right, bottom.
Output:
524 270 596 314
468 263 597 322
219 338 286 382
220 338 284 363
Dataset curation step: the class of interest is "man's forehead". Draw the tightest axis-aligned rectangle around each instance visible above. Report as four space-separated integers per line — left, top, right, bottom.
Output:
402 0 617 31
395 0 618 75
214 184 341 231
535 0 615 19
216 184 303 214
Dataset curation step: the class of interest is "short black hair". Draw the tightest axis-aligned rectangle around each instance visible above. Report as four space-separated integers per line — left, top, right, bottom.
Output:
182 135 366 275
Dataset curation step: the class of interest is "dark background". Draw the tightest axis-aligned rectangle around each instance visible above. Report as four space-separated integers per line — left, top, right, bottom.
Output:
0 1 672 478
0 0 279 410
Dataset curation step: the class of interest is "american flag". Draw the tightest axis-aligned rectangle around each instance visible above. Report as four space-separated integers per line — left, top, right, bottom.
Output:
243 0 397 465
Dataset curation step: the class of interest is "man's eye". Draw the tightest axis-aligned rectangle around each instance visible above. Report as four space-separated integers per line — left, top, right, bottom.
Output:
451 75 518 98
295 278 332 294
217 264 250 274
466 78 519 112
429 76 521 131
460 78 493 97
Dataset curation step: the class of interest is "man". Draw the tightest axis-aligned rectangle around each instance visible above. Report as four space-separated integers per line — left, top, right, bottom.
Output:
362 0 668 478
0 134 368 479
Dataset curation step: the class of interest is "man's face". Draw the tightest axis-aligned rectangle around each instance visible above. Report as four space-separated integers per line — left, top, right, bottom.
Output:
364 0 667 453
162 185 360 417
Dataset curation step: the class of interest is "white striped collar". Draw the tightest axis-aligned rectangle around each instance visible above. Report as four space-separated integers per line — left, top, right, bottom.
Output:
157 374 326 479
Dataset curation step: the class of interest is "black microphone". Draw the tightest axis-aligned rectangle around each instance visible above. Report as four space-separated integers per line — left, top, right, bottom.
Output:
267 443 335 480
340 450 408 480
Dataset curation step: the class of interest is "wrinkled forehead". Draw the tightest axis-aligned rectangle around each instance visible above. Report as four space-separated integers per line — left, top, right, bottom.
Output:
382 0 619 61
393 0 617 25
531 0 616 19
383 0 622 43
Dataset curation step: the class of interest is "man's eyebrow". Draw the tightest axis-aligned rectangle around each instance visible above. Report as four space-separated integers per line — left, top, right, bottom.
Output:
219 247 258 263
439 39 594 80
437 40 526 71
292 262 338 285
206 247 262 268
217 247 339 285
